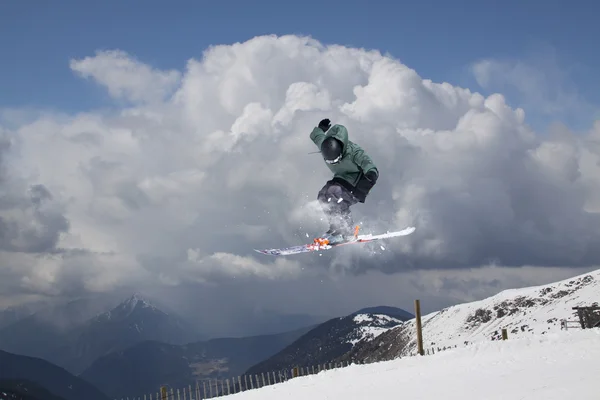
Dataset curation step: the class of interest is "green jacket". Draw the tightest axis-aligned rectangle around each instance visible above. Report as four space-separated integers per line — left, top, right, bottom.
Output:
310 124 378 202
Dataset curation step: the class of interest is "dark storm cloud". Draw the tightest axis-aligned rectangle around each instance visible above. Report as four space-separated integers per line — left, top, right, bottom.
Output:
0 184 69 254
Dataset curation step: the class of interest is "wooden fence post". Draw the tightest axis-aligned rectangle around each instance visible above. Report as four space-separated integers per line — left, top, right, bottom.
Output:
415 299 424 356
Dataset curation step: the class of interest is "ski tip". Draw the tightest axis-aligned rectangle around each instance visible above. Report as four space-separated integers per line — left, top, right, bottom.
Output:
387 226 416 236
254 249 275 255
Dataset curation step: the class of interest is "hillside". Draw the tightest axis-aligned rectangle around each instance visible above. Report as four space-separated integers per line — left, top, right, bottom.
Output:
214 329 600 399
0 380 67 400
79 325 314 399
244 307 411 376
0 350 109 400
342 268 600 363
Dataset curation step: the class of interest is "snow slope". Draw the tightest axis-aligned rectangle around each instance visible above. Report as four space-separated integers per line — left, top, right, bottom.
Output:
344 270 600 362
337 268 600 364
347 314 402 345
396 268 600 353
227 329 600 400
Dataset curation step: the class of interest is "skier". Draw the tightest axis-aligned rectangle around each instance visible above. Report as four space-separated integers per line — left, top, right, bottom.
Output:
310 118 379 244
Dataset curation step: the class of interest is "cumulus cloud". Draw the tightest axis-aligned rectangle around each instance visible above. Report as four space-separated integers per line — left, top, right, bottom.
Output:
470 45 597 128
2 34 600 317
0 130 69 255
70 49 181 104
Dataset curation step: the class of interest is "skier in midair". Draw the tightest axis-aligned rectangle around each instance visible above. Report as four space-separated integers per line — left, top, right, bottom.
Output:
310 118 379 244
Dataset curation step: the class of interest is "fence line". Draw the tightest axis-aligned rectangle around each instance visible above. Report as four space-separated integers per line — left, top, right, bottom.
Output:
114 359 372 400
114 345 463 400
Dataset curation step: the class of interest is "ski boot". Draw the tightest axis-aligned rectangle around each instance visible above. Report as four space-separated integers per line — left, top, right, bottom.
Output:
315 226 358 246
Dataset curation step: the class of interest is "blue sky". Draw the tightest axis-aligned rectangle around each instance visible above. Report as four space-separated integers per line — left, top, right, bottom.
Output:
2 0 599 131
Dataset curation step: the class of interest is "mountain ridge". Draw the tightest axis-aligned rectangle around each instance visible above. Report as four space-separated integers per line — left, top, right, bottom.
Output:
0 349 109 400
243 306 412 377
0 293 202 375
51 293 200 374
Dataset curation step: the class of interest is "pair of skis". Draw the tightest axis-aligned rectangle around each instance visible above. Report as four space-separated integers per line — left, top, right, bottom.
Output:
254 225 416 256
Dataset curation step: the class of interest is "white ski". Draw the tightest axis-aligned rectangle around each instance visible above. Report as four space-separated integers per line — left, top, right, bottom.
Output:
254 226 416 256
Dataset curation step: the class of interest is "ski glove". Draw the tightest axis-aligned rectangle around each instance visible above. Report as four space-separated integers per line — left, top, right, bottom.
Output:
318 118 331 132
354 169 378 198
365 170 378 184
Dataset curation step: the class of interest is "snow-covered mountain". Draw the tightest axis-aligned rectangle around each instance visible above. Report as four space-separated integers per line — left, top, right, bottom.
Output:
50 293 200 374
87 292 193 335
343 268 600 363
244 307 410 375
346 313 405 345
0 293 201 375
0 297 121 363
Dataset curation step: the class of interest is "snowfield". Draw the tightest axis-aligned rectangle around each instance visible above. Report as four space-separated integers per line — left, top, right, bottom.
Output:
395 268 600 354
228 329 600 399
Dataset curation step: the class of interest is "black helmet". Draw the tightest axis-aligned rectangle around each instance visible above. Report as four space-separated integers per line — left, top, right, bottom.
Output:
321 136 343 164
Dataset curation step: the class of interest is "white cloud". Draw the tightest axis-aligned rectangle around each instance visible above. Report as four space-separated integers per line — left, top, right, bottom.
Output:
70 49 181 104
470 45 597 127
184 250 304 282
2 34 600 315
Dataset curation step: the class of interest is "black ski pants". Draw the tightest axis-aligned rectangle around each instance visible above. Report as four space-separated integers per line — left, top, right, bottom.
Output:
317 180 358 235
